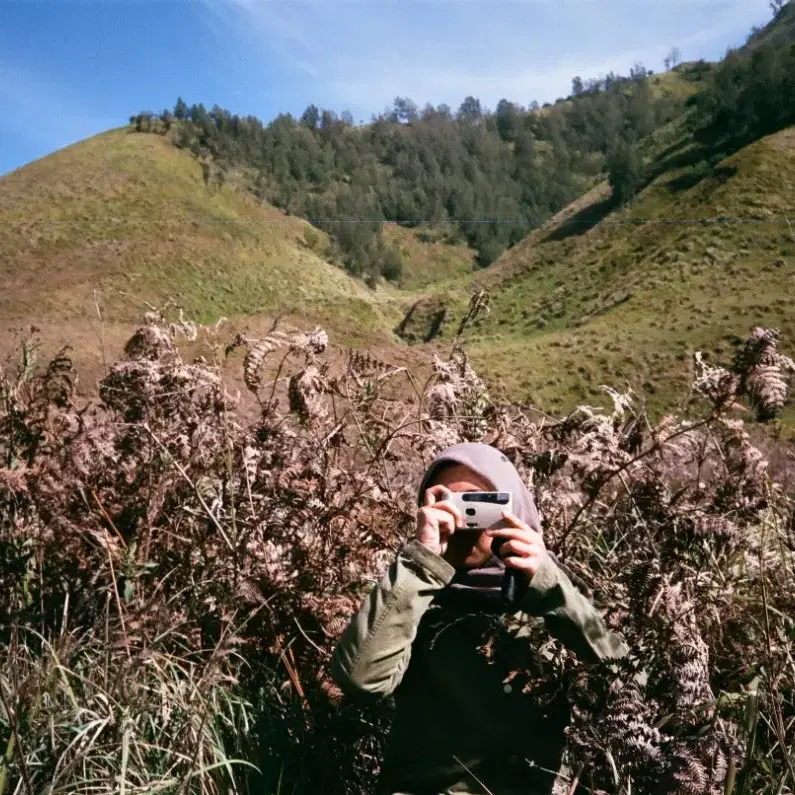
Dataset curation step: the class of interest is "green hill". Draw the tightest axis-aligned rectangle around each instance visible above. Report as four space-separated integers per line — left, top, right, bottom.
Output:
0 128 400 329
399 123 795 418
0 129 424 386
382 223 474 290
135 59 695 283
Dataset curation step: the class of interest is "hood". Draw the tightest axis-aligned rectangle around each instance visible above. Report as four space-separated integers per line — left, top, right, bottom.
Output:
417 442 542 534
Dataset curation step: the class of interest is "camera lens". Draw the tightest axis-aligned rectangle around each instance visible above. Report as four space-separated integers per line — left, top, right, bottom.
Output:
466 508 476 516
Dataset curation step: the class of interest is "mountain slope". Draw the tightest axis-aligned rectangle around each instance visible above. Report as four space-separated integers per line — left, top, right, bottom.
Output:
0 129 401 335
382 223 474 290
743 0 795 51
0 129 434 391
399 124 795 417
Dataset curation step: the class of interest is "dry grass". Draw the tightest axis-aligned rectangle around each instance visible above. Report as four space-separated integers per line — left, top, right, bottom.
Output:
0 309 793 794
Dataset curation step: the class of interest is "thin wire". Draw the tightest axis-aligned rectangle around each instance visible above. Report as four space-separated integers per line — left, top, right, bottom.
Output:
22 216 795 226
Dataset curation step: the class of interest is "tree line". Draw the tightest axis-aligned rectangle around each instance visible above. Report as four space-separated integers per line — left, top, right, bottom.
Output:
131 65 681 282
688 35 795 148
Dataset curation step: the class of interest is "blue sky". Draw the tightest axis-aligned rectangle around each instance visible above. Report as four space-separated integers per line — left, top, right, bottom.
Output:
0 0 774 176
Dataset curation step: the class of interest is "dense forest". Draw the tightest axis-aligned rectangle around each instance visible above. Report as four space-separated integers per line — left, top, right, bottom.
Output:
131 65 683 281
688 33 795 146
130 2 794 283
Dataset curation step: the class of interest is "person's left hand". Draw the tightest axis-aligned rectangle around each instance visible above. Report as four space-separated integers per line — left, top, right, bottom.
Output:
486 510 548 579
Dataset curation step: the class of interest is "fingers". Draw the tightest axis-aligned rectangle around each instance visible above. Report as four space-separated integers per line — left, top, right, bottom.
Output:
487 526 542 544
418 506 455 535
497 538 536 558
487 511 542 540
424 484 452 507
422 486 464 526
498 510 530 530
489 513 547 577
437 511 457 538
417 505 462 533
502 551 546 574
501 539 547 574
435 501 464 527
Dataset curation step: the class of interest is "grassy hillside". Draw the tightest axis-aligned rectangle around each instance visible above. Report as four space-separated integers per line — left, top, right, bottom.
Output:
397 124 795 419
0 129 446 392
382 223 475 290
0 129 401 335
5 120 794 420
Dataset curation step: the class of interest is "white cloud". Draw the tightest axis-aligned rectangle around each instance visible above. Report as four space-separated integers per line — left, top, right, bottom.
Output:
202 0 772 117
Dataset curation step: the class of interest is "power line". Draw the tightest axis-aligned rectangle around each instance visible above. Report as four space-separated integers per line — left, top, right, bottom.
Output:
17 216 795 226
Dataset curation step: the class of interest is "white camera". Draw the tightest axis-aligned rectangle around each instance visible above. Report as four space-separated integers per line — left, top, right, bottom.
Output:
442 491 513 531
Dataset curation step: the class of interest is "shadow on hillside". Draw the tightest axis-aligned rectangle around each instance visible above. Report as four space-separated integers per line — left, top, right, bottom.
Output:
647 140 715 184
395 302 418 340
536 124 759 244
423 308 447 342
666 164 738 193
542 193 621 242
648 129 746 194
395 301 447 343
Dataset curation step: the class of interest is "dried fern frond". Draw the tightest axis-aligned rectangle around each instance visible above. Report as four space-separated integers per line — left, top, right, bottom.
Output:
731 327 795 421
169 307 199 342
244 333 293 393
345 350 404 388
452 289 492 344
288 366 327 427
693 351 737 408
601 385 634 419
241 327 329 394
41 346 77 407
124 320 177 361
2 312 793 795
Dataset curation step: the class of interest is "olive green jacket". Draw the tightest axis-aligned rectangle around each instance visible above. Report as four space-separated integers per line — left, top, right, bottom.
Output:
331 540 628 795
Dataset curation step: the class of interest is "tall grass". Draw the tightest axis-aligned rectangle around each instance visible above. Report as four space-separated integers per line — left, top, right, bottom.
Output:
0 304 793 794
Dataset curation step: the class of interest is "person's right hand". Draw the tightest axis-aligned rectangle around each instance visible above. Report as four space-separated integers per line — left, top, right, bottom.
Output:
415 485 465 557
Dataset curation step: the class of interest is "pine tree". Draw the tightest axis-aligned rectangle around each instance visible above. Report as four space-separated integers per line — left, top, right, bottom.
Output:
174 97 188 121
607 139 644 204
300 104 320 130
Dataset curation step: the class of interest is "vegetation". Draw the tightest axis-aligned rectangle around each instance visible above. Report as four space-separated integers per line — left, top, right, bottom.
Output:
1 310 793 794
0 129 407 367
131 62 681 280
743 0 795 51
688 31 795 151
393 120 795 421
2 7 795 791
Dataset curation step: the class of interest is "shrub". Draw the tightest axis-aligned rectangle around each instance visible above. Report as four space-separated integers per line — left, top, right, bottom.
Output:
0 309 793 794
607 139 645 204
475 239 504 268
378 245 403 283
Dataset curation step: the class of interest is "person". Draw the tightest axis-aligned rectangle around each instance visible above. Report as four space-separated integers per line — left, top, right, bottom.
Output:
331 442 628 795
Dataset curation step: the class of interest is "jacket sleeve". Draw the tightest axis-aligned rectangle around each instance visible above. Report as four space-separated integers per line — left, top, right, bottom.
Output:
330 539 455 697
520 554 629 663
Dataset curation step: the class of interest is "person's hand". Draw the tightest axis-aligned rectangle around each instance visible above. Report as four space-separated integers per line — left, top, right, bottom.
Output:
415 485 465 557
486 510 548 579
